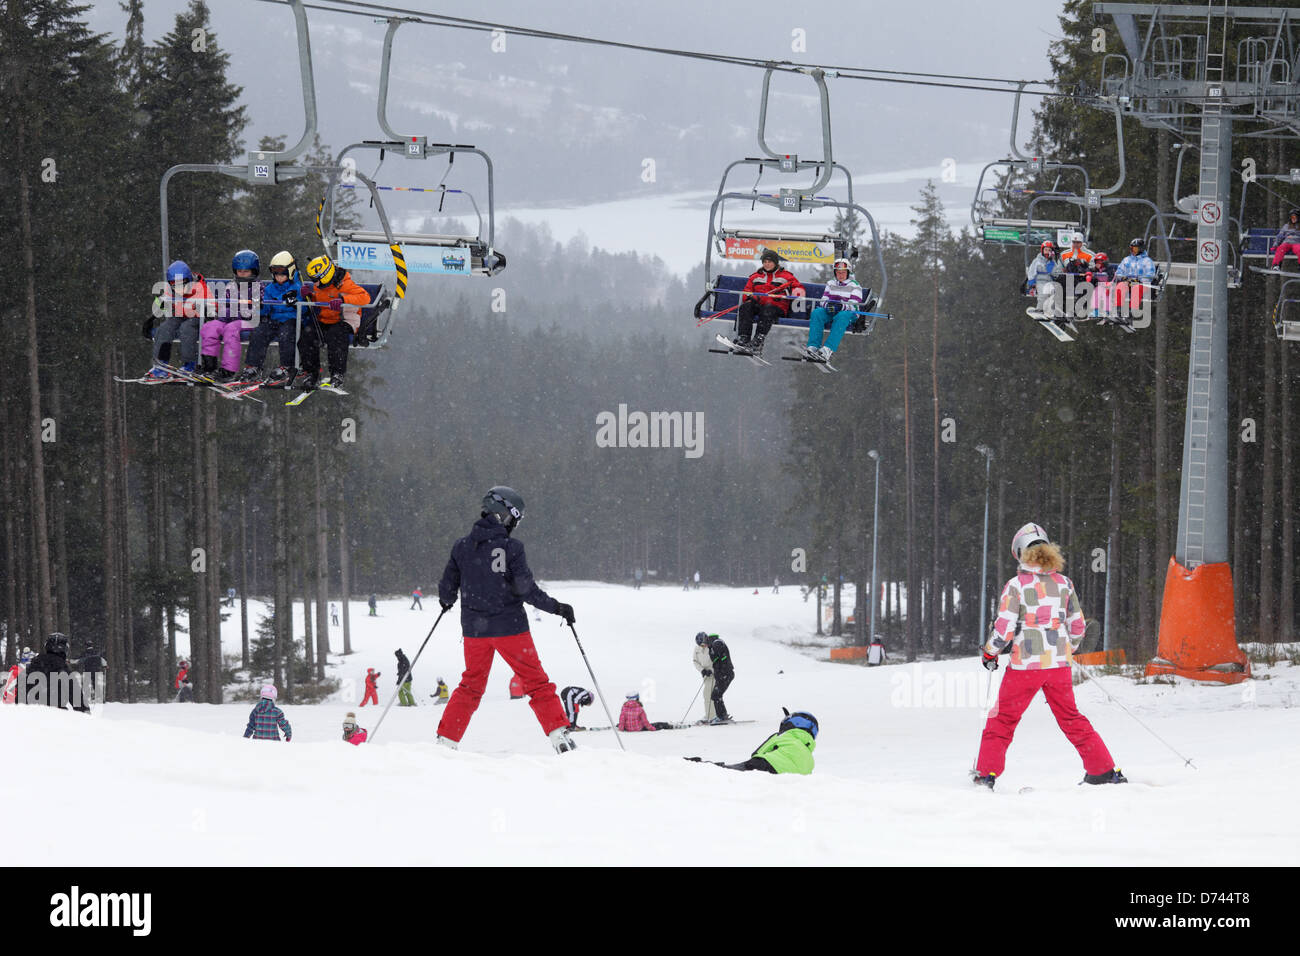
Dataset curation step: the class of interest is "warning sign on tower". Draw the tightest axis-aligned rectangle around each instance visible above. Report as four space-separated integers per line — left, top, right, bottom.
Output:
1200 201 1222 225
1199 240 1221 263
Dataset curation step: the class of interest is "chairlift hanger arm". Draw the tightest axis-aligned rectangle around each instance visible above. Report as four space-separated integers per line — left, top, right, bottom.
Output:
269 0 319 165
756 65 834 195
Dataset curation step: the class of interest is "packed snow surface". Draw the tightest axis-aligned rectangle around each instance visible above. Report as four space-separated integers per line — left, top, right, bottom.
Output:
6 583 1296 866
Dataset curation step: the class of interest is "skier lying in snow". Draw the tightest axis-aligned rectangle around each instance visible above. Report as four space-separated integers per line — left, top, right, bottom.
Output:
686 710 817 774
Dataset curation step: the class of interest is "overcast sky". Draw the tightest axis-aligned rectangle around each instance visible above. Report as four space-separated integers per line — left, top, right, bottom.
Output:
82 0 1071 268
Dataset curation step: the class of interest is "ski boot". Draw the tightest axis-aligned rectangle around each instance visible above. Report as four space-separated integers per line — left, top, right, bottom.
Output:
212 368 236 384
200 355 219 375
1081 768 1128 785
179 361 197 375
238 366 264 384
325 372 344 390
291 369 318 391
817 345 833 362
145 366 172 382
436 736 459 751
732 334 752 350
750 333 766 355
549 727 577 753
264 366 293 389
972 772 997 790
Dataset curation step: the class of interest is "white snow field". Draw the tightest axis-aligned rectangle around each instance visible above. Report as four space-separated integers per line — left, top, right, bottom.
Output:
5 582 1297 866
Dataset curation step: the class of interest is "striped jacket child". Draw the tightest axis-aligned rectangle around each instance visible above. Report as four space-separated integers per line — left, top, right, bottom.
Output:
244 686 292 741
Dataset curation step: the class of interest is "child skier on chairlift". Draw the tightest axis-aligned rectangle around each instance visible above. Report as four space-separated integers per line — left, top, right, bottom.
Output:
146 260 209 380
1026 240 1061 315
200 250 259 383
804 257 865 361
296 255 370 391
1086 251 1114 319
242 251 303 387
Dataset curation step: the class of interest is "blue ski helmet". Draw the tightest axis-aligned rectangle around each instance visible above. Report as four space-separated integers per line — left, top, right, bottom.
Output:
166 260 193 283
231 249 260 277
779 709 818 738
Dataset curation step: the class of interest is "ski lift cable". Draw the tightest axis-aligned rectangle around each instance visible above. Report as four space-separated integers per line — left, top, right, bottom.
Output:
252 0 1066 98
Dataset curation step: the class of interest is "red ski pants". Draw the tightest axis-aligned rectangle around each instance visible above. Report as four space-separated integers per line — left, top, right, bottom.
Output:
436 631 568 742
976 666 1114 777
360 685 379 706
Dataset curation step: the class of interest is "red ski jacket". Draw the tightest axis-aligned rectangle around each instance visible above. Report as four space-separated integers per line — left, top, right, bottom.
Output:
742 268 805 315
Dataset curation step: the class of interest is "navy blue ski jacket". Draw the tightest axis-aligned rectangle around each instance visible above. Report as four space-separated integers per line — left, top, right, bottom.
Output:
439 517 560 637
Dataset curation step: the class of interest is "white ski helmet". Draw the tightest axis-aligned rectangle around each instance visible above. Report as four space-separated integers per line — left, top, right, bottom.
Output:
832 257 852 276
1011 522 1049 560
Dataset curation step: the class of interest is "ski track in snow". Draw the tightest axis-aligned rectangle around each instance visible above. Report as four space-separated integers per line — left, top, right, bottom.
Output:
4 583 1296 866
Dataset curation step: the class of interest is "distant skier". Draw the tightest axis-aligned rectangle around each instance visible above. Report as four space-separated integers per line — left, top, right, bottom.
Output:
19 647 35 666
633 567 643 590
3 663 18 704
687 709 817 774
973 523 1126 789
368 594 377 617
174 659 190 693
700 633 735 723
342 711 368 745
772 576 780 594
361 667 380 707
618 693 663 732
560 685 593 729
435 486 578 754
411 587 423 610
693 570 700 590
693 632 717 721
433 677 449 705
330 603 340 626
395 649 415 706
1272 208 1300 270
244 685 292 741
867 637 887 666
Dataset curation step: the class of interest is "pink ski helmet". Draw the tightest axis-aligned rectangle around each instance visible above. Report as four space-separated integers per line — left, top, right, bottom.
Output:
1011 523 1049 561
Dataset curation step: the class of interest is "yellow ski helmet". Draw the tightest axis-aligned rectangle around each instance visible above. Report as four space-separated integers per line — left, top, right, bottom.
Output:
305 255 337 286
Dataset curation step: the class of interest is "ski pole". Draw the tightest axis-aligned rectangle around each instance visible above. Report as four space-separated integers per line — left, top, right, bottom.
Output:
971 660 995 775
369 607 448 743
566 622 625 752
679 678 706 726
1071 660 1197 769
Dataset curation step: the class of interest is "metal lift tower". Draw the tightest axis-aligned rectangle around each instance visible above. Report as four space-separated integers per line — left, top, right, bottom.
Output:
1093 3 1300 680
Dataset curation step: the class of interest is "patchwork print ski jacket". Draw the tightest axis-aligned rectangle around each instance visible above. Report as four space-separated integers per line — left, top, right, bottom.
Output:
983 563 1086 670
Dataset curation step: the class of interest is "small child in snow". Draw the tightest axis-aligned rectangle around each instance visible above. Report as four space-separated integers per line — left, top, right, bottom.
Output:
434 677 449 705
361 667 380 706
687 709 817 774
342 711 367 745
244 684 292 741
618 692 664 732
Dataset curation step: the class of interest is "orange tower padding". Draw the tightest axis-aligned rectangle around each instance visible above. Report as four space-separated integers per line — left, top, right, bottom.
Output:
1148 557 1251 684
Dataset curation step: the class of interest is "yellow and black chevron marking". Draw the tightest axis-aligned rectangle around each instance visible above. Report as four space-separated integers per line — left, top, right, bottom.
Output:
391 244 408 300
314 197 325 241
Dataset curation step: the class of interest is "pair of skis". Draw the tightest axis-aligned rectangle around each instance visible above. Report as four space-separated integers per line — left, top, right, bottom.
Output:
1026 307 1137 343
114 365 266 403
572 718 755 732
712 334 837 372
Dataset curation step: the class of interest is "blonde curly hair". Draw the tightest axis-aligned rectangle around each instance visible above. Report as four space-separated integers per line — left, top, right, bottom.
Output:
1021 541 1065 573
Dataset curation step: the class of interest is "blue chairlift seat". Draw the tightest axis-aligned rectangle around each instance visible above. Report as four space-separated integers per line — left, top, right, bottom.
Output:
699 274 877 333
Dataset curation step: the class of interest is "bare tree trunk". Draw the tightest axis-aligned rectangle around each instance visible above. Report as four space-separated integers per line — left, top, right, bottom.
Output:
2 399 16 665
101 355 122 699
240 494 250 669
51 383 71 638
903 314 917 661
1282 343 1294 642
931 268 941 660
16 113 55 638
117 351 135 701
338 477 353 655
189 392 207 701
151 407 166 700
1138 440 1154 659
273 415 288 693
1104 398 1122 650
205 398 222 701
313 426 329 679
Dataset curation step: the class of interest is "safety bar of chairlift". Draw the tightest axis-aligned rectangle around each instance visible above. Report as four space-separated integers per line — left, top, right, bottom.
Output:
969 159 1093 233
327 141 496 252
702 192 887 309
715 157 856 210
756 65 835 195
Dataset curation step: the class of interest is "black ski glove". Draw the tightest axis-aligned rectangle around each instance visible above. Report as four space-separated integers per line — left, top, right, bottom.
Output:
981 650 999 672
701 668 713 677
554 603 575 625
439 601 453 612
283 289 298 305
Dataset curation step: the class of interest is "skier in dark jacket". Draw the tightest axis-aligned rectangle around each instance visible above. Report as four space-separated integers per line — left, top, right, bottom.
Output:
78 643 106 706
23 634 85 711
435 486 577 753
702 634 735 722
560 685 594 729
395 649 415 706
